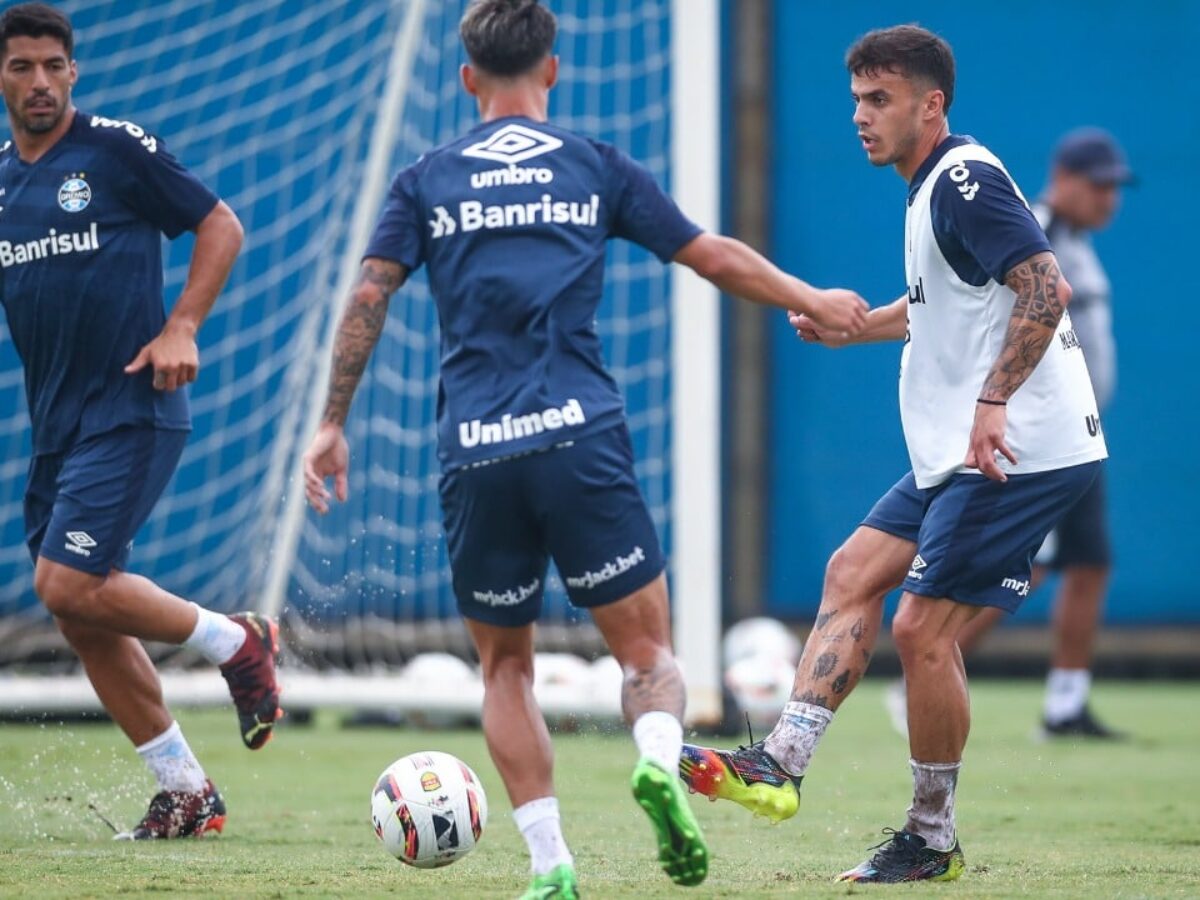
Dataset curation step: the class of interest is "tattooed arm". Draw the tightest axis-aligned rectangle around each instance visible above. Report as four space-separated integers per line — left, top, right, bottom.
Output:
965 251 1072 481
303 258 408 513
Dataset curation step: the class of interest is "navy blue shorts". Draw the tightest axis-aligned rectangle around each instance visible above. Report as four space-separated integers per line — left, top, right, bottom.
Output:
1034 466 1111 568
862 461 1102 612
439 424 666 627
25 426 188 576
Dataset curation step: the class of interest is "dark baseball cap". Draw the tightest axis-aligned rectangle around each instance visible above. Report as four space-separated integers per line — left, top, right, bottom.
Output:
1054 127 1135 185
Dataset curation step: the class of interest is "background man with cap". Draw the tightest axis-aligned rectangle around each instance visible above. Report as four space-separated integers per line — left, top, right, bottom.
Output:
894 127 1135 739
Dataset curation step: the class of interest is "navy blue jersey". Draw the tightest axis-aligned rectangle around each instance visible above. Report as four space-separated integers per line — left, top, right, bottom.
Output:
0 111 219 454
364 115 702 469
908 135 1050 286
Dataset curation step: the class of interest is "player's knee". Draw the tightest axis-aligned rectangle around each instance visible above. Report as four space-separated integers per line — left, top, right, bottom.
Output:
825 544 882 604
479 650 534 687
892 604 951 666
34 564 103 620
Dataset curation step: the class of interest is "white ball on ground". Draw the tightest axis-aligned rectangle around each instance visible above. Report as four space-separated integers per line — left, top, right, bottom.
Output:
371 750 488 868
723 654 796 731
722 617 803 668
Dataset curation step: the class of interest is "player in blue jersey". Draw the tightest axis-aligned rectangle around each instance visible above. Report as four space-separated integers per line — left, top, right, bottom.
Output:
678 25 1105 884
0 3 280 839
301 1 867 895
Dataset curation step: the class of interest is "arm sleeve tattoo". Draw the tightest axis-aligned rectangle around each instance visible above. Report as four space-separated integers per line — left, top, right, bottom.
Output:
979 251 1069 403
321 258 406 426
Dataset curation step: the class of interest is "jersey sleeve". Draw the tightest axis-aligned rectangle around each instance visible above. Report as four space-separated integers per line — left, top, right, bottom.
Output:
363 163 424 271
117 137 220 239
600 144 702 262
929 162 1051 286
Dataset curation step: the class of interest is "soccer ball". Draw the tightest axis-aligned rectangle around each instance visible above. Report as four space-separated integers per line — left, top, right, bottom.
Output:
724 654 796 731
371 751 488 868
722 617 802 668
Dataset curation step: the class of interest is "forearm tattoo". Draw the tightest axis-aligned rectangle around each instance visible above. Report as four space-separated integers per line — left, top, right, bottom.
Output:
321 260 403 426
979 253 1067 403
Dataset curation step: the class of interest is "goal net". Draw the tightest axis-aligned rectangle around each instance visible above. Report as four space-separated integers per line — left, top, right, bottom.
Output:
0 0 720 720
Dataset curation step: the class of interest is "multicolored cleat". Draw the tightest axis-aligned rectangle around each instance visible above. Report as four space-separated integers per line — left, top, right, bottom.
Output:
114 778 226 840
519 863 580 899
631 758 708 886
219 612 282 749
678 741 801 823
836 828 965 883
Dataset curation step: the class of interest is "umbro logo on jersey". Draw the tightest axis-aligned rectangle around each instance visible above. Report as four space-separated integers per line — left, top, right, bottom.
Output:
64 531 98 558
1085 414 1102 437
907 554 927 580
462 123 563 165
947 162 980 201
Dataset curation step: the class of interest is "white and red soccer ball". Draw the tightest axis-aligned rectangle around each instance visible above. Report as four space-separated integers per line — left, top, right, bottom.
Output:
371 751 488 868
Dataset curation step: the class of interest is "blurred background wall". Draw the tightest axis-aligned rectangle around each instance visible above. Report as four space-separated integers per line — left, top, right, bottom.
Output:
728 1 1199 626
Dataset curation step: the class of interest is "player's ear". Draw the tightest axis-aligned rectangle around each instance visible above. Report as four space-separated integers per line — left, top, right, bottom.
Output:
69 59 78 89
461 63 478 97
543 55 559 90
924 88 945 120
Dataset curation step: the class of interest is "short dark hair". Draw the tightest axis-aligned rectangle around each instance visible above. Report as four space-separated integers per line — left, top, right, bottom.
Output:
845 24 955 113
460 0 556 78
0 2 73 59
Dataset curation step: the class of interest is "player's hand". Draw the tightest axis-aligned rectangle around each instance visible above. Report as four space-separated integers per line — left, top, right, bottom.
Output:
125 320 199 391
964 402 1017 482
803 288 869 337
303 422 350 514
787 311 854 348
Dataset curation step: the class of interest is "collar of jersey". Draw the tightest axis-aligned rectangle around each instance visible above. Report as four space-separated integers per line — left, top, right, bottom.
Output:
468 113 549 134
907 134 976 205
8 108 86 169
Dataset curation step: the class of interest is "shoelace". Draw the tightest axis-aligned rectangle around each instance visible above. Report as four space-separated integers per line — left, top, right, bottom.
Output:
865 828 923 865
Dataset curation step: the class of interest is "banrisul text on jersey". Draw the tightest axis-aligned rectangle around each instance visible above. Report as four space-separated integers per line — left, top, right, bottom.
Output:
364 116 701 469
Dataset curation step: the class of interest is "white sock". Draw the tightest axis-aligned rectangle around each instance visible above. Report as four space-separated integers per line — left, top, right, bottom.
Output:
1043 668 1091 724
183 603 246 665
135 721 206 793
632 711 683 772
513 797 573 875
763 701 834 777
904 758 960 852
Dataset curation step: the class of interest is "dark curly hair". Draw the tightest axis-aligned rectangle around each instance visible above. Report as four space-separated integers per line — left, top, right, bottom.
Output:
846 24 955 112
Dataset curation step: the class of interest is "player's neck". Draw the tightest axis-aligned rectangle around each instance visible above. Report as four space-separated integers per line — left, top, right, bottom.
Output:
476 87 549 124
10 104 77 163
896 120 950 183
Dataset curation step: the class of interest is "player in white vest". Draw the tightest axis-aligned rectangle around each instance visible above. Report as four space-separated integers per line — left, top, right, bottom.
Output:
893 129 1135 741
677 25 1107 884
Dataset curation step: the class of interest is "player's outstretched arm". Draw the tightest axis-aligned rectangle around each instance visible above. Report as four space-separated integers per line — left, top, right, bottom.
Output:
673 233 869 335
303 257 408 514
789 295 908 348
124 201 243 391
966 250 1073 481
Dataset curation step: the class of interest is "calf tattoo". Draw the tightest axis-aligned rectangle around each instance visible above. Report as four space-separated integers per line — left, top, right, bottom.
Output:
788 603 877 710
623 656 686 722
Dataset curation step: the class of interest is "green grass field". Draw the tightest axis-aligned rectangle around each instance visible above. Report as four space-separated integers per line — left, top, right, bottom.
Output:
1 680 1197 897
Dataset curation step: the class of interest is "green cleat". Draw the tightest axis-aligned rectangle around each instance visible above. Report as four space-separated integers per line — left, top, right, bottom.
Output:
631 757 709 887
519 863 580 899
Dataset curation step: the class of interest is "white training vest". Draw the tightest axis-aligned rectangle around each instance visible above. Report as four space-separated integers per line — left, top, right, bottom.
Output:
901 142 1108 489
